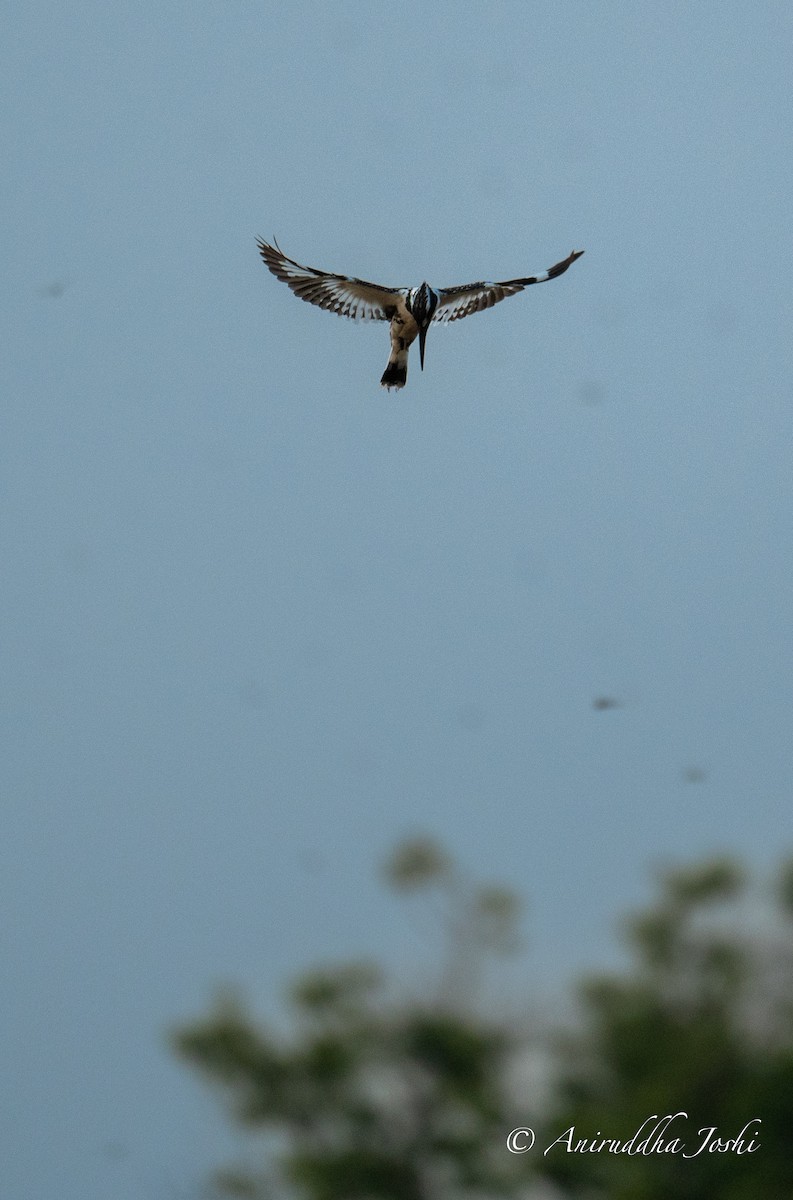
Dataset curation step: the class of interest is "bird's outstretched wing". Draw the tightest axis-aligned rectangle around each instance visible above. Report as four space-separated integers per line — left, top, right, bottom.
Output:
432 249 584 324
257 239 403 321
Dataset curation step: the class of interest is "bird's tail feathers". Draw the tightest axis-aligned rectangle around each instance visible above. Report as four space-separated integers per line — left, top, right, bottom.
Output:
380 350 408 391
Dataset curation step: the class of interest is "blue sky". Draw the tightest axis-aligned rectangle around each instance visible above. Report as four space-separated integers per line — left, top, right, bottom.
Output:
3 3 793 1197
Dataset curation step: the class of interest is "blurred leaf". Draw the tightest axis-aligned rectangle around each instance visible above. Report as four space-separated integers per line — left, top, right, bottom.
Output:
661 857 745 909
383 837 451 891
472 886 522 954
777 857 793 917
625 909 680 970
291 963 382 1017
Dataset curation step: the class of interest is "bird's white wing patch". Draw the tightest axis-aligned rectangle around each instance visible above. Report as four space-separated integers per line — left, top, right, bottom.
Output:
257 239 403 322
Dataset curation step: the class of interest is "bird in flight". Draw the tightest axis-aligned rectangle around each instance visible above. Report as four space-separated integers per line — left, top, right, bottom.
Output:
257 239 584 391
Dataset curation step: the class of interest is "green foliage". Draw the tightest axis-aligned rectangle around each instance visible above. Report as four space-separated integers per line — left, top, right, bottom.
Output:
172 839 527 1200
384 837 451 891
542 857 793 1199
776 856 793 918
172 843 793 1200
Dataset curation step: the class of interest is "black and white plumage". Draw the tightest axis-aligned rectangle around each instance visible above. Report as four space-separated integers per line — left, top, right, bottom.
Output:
257 238 584 391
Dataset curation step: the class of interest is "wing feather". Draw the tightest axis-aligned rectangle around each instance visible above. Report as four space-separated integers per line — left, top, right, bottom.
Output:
257 239 402 321
433 249 584 323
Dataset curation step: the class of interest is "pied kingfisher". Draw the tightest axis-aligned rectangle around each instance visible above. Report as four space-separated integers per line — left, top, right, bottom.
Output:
257 239 584 391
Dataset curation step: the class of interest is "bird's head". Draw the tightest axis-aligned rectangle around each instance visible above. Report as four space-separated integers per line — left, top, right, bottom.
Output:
409 283 439 370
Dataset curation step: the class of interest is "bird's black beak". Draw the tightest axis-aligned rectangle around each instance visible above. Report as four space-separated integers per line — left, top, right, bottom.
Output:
419 324 428 371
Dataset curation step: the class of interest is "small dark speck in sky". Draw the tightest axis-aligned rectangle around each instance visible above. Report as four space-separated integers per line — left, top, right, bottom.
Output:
39 280 69 298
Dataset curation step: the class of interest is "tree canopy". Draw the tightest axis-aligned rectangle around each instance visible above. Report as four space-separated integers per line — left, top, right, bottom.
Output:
172 842 793 1199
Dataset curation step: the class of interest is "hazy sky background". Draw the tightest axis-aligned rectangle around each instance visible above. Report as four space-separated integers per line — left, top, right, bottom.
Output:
3 3 793 1197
